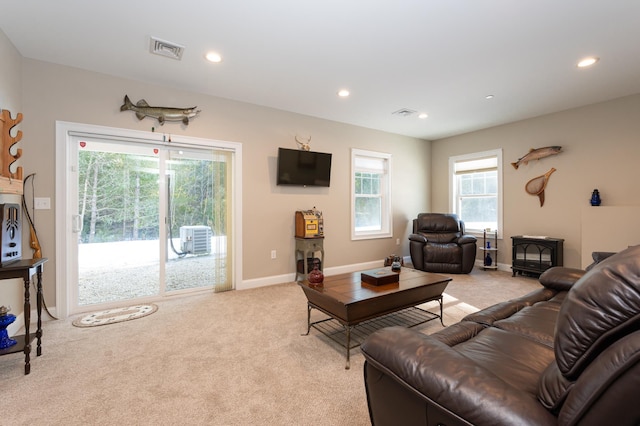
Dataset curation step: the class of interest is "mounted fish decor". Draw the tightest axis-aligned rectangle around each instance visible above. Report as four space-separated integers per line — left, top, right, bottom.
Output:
512 146 562 169
120 95 200 125
525 167 556 207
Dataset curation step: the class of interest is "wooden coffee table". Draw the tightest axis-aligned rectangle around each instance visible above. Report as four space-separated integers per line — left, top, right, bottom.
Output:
298 267 451 369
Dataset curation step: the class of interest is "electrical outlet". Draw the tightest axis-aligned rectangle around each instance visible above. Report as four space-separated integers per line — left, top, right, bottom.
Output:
271 250 277 259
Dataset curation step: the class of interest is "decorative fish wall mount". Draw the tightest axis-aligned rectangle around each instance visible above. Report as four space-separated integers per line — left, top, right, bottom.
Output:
120 95 200 125
512 146 562 169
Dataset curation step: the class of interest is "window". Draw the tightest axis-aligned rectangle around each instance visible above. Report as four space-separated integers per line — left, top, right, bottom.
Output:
449 149 503 236
351 149 392 240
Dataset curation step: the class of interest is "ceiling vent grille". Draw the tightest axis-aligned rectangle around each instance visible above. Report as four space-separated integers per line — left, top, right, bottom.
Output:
392 108 417 117
149 37 185 60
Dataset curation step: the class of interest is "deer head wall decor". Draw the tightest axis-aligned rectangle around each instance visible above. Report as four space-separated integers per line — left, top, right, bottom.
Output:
295 135 311 151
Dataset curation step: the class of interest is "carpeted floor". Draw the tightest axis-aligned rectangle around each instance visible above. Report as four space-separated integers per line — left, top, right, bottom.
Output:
0 268 540 425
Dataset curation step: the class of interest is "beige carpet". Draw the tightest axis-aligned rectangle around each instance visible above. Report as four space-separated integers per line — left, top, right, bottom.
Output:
0 269 540 425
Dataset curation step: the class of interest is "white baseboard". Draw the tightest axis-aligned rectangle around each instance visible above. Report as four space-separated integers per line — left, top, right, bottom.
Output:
7 306 58 337
238 259 388 290
241 256 519 291
474 259 511 273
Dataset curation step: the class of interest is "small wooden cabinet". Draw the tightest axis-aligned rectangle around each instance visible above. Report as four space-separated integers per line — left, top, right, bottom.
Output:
295 237 324 282
511 236 563 276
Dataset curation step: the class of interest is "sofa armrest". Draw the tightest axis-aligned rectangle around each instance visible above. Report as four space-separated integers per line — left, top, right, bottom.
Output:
361 327 556 426
408 233 428 243
539 267 586 291
457 234 477 245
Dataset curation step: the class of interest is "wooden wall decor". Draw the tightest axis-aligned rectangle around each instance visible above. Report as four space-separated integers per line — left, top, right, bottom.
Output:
0 109 23 194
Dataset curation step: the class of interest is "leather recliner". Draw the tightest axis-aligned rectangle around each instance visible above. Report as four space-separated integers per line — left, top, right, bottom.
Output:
409 213 477 274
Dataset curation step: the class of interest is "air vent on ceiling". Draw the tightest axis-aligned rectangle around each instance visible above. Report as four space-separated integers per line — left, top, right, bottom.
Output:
149 36 185 60
392 108 417 117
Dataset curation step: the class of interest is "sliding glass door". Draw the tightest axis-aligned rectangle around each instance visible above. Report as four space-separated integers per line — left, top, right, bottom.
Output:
65 131 234 314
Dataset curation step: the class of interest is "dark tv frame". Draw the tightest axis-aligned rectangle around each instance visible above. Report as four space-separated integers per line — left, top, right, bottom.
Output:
276 147 332 187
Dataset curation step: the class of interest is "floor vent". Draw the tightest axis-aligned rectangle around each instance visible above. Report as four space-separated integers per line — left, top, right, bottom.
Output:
149 37 185 60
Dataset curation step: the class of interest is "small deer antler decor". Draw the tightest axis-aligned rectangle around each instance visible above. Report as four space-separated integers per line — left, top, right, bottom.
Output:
295 135 311 151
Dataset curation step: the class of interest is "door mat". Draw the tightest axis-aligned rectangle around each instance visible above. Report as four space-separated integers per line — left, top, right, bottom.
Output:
72 304 158 327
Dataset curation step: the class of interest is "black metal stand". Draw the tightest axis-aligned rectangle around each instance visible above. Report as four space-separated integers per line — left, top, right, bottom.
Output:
303 297 444 369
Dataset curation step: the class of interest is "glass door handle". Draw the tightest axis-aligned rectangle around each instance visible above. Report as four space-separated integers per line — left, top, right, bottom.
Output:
72 215 82 233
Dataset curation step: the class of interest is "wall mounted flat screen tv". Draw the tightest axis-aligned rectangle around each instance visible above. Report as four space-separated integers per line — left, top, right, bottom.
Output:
276 147 332 187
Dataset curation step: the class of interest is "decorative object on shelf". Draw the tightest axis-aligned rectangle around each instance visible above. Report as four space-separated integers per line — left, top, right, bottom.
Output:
481 228 498 271
295 135 311 151
511 146 562 169
308 261 324 285
120 95 200 125
0 109 25 195
590 189 602 206
0 305 17 349
525 167 556 207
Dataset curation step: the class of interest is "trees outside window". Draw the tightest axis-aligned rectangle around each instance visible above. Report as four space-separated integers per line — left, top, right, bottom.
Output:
449 149 503 235
351 149 392 240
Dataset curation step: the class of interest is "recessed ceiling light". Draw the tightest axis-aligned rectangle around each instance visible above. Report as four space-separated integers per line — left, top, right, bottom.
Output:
337 89 350 98
485 94 495 100
418 113 428 119
205 51 223 63
577 56 599 68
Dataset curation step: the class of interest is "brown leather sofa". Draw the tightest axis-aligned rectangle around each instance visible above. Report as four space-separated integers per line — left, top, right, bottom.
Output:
361 245 640 425
409 213 477 274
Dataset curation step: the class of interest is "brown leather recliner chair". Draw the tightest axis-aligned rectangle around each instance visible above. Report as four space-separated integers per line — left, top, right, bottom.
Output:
409 213 477 274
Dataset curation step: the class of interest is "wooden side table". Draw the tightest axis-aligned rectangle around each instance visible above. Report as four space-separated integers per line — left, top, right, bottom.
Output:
295 237 324 282
0 258 47 374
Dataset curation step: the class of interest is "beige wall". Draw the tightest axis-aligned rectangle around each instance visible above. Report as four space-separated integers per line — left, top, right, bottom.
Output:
1 50 430 313
6 24 639 317
431 94 640 268
0 31 24 320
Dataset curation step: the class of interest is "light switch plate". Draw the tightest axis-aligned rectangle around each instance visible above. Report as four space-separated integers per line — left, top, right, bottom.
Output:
34 197 51 210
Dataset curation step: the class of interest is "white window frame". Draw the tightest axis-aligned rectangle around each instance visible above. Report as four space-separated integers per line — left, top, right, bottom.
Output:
448 149 503 238
351 148 392 240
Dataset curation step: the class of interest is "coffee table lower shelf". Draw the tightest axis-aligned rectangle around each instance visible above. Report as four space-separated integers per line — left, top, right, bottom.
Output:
303 301 443 369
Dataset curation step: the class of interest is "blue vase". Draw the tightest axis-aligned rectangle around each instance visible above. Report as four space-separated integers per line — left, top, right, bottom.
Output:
590 189 601 206
0 314 17 349
484 252 493 267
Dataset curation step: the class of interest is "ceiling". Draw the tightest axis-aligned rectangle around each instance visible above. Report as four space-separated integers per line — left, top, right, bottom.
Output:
1 1 639 140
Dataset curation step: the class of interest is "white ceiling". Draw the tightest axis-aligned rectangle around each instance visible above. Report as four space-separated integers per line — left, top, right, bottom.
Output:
1 1 639 140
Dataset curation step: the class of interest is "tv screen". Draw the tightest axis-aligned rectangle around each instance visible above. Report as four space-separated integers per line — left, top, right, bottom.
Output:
276 147 332 187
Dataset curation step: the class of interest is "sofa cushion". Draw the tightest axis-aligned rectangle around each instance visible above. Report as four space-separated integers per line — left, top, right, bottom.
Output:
493 300 561 347
462 288 555 326
430 321 485 346
555 245 640 379
454 327 555 395
538 361 573 414
557 330 640 425
424 242 461 262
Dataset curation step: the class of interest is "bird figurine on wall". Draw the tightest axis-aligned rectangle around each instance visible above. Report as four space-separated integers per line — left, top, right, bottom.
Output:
295 135 311 151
